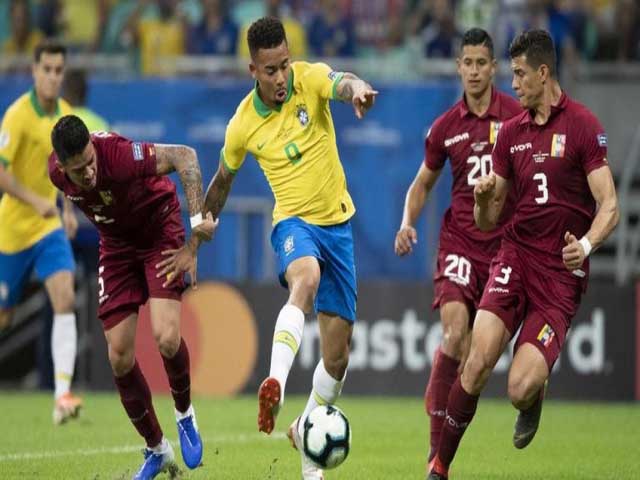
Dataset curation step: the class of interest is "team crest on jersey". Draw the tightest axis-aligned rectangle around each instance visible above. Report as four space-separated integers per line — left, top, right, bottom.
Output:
537 324 555 348
99 190 114 205
296 104 309 126
284 235 295 256
489 121 502 144
551 134 566 157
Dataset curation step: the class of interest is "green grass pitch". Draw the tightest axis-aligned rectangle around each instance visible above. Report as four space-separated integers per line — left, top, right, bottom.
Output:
1 392 638 479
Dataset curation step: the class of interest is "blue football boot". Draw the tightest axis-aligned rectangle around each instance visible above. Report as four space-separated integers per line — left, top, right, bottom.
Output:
176 405 203 469
133 439 175 480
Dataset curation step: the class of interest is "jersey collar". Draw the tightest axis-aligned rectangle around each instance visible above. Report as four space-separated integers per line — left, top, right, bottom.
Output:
252 69 294 118
519 91 568 125
459 87 500 119
30 88 61 118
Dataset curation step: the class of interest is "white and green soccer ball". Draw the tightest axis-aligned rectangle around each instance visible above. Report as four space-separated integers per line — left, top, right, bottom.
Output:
302 405 351 470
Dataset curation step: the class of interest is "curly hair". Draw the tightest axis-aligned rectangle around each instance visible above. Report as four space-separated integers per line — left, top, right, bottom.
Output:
247 16 287 58
509 30 557 77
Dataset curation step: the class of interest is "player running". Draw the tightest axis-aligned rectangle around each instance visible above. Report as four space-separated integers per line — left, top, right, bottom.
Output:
49 115 216 479
0 40 82 425
394 28 521 473
200 16 376 480
428 30 619 480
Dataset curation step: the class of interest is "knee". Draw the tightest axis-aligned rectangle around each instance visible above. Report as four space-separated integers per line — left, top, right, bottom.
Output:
109 344 135 377
290 269 320 310
154 325 180 358
441 323 468 359
508 374 540 410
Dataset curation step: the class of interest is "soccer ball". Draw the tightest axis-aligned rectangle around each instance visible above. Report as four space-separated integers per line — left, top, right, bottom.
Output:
302 404 351 470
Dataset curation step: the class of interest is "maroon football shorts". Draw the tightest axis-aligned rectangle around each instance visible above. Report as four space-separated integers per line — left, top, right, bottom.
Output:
478 242 582 369
97 214 186 330
432 247 492 322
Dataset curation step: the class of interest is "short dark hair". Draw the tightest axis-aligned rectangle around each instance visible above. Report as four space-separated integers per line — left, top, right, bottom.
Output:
51 115 90 164
509 29 557 77
247 17 287 58
34 39 67 64
461 28 494 58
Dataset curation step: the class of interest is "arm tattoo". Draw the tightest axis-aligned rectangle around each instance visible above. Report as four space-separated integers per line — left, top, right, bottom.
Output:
155 145 204 216
204 165 234 220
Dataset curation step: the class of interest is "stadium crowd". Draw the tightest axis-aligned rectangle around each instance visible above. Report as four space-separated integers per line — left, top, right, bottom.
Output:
0 0 639 75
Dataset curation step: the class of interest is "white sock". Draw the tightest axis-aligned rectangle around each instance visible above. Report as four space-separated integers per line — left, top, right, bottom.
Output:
175 404 194 421
150 437 170 454
52 313 77 399
300 359 347 431
269 304 305 404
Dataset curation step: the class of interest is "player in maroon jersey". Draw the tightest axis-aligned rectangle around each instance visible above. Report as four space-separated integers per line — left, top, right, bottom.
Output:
49 115 216 479
394 28 521 471
427 30 619 480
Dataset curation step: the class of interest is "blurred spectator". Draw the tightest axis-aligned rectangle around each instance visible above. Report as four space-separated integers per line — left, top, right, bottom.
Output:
455 0 499 33
493 0 530 58
349 0 404 52
188 0 238 55
419 0 462 58
35 0 64 38
63 69 110 133
307 0 355 57
3 0 44 55
124 0 187 76
99 0 138 53
616 0 640 60
59 0 101 51
237 0 307 59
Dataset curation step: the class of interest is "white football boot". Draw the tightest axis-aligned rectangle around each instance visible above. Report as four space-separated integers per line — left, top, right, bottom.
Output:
287 416 324 480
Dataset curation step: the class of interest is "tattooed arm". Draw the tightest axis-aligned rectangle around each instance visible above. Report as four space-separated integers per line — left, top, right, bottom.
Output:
155 144 204 218
335 72 378 119
204 159 236 220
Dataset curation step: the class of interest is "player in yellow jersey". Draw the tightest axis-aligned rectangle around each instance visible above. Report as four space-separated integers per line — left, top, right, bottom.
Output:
202 16 375 479
0 40 82 425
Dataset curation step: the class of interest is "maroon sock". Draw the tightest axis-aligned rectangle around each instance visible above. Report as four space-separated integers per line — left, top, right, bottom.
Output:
161 338 191 414
114 361 162 448
435 377 479 472
425 348 460 461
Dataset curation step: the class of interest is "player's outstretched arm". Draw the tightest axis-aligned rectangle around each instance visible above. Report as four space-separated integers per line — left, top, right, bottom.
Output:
335 73 379 119
395 163 441 256
0 163 59 217
562 165 619 271
204 160 235 220
474 173 509 231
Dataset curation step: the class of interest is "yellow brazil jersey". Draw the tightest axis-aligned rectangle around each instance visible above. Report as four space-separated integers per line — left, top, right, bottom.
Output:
222 61 355 226
0 90 72 253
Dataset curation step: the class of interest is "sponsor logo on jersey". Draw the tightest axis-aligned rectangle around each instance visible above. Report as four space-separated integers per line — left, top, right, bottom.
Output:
537 323 555 348
296 104 309 127
489 121 502 144
284 235 295 256
444 132 469 147
0 130 9 149
132 142 144 161
99 190 114 205
551 133 566 157
597 133 607 147
510 142 532 154
66 195 84 202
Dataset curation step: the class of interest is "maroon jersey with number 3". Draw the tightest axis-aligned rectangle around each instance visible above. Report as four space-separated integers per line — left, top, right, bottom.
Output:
425 88 522 263
491 92 608 285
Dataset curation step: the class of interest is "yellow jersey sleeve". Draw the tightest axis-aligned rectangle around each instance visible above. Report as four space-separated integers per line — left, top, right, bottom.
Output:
0 104 23 168
221 113 247 174
300 62 344 101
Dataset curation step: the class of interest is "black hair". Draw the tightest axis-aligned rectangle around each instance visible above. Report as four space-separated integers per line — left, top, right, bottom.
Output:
247 16 287 58
34 39 67 64
509 29 557 77
51 115 90 165
461 28 494 58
